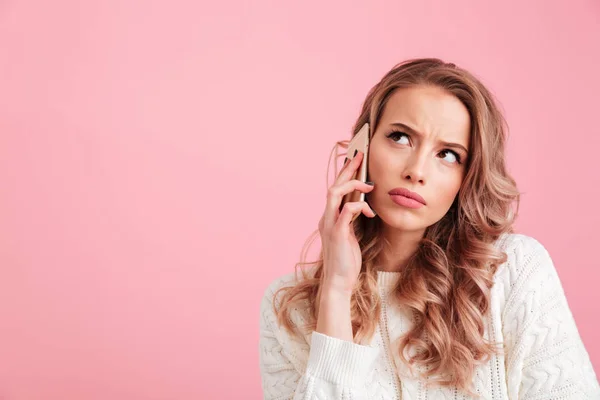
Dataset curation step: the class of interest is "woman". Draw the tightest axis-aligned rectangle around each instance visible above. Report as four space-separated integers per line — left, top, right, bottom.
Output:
258 58 599 399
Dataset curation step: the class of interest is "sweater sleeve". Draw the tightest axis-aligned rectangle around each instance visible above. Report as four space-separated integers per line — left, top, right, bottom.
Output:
502 236 600 399
258 280 380 400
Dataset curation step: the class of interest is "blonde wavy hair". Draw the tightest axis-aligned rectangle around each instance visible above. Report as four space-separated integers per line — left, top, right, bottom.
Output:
272 58 520 397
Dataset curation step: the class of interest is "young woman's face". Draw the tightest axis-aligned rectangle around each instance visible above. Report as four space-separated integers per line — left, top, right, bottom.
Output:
366 85 471 233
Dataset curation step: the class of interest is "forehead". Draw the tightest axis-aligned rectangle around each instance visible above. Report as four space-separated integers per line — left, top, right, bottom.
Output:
379 86 471 140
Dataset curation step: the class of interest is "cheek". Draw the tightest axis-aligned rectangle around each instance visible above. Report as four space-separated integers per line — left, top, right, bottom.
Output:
368 144 403 176
367 147 390 178
431 173 463 205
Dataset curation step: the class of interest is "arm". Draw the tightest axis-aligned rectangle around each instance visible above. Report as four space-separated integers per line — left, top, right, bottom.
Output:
258 281 380 400
502 237 600 399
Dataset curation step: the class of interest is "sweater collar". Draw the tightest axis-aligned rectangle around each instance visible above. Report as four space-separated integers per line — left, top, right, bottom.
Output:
376 270 401 293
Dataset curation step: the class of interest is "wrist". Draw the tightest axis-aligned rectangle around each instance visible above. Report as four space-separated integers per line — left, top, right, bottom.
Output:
316 282 354 342
320 280 354 302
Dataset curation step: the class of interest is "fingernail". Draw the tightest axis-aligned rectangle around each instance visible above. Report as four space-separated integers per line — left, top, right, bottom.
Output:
366 181 374 186
353 149 358 157
343 157 349 165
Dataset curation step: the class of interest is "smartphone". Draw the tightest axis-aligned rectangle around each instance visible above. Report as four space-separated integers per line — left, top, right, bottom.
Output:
339 122 370 215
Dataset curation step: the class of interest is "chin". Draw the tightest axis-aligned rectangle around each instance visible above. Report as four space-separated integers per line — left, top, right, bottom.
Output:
378 208 427 231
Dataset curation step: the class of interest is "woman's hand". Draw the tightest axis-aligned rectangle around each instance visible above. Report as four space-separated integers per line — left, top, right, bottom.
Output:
317 151 376 295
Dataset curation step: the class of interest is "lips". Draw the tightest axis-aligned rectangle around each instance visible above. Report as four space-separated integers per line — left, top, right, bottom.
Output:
388 187 427 205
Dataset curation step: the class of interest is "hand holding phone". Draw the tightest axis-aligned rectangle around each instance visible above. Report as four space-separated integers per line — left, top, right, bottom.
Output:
316 122 375 295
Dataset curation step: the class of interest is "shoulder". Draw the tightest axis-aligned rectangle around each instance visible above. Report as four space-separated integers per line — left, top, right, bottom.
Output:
493 232 555 283
259 268 316 335
493 231 548 256
492 233 566 314
259 269 311 314
259 270 314 370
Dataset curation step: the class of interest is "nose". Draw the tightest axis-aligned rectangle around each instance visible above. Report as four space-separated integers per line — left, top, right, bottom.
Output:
402 152 427 185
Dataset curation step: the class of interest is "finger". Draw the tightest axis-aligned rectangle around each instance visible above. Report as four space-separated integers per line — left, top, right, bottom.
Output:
334 150 364 186
334 154 354 179
322 180 375 232
335 201 376 233
337 150 362 179
331 180 375 215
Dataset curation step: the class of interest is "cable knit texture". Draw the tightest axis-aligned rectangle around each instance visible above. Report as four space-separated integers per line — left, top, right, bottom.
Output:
258 233 600 399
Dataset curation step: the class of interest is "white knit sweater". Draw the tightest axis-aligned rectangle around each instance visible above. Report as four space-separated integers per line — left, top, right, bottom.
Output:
258 233 600 399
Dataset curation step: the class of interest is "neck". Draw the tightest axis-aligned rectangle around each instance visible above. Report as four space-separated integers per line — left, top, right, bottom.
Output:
376 225 425 272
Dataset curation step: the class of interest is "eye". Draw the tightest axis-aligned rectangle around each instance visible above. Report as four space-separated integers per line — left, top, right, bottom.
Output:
386 130 410 145
439 149 462 164
386 130 463 165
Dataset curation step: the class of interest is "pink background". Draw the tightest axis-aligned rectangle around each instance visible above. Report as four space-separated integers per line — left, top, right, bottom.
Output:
1 0 599 398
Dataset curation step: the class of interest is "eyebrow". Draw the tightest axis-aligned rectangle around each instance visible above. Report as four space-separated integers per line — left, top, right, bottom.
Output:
389 122 469 155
